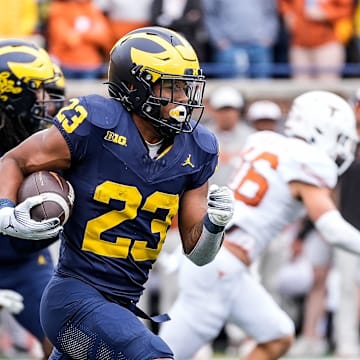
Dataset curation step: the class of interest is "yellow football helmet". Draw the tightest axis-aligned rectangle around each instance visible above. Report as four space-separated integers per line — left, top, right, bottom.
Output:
107 26 205 138
0 39 64 150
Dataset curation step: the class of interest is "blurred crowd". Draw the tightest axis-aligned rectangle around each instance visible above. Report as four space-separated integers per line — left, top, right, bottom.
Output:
2 0 360 80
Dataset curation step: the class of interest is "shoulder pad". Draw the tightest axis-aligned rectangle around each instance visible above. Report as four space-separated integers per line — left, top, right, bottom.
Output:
192 123 219 155
284 139 338 189
82 95 127 129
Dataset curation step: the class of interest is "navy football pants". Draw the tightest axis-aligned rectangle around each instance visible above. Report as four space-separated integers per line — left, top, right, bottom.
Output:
40 274 174 360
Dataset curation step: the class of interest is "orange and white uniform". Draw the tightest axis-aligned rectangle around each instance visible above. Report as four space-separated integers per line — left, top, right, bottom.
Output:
226 130 336 262
160 130 337 360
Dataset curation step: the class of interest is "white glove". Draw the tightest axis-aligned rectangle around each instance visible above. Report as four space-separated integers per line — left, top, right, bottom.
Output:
0 290 24 314
207 184 235 227
0 195 62 240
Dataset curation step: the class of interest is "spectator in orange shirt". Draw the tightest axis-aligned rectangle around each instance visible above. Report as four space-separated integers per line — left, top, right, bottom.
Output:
46 0 113 79
279 0 354 80
94 0 152 45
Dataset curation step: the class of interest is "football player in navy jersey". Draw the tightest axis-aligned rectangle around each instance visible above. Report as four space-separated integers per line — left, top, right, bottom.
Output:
0 40 66 359
0 27 235 360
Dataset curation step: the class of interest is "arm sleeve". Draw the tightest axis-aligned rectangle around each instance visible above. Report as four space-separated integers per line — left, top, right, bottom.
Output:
186 214 224 266
315 210 360 255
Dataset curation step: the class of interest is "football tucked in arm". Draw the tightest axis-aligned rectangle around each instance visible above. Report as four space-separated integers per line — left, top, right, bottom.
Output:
17 171 75 226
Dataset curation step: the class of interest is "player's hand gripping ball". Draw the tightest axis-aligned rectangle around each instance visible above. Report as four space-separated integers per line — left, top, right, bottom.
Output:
17 171 75 226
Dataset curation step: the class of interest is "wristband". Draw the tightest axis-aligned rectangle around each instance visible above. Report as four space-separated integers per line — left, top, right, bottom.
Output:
204 213 225 233
0 199 15 208
315 210 360 255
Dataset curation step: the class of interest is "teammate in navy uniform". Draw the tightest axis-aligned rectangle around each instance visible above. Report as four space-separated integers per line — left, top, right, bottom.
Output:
0 27 235 359
0 40 65 359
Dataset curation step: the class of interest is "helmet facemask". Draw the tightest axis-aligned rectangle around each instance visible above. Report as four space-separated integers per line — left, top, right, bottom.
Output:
43 64 66 117
333 133 357 175
142 69 205 137
34 81 66 126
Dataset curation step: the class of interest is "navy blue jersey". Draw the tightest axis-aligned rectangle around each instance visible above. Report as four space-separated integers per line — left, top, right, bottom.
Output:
54 95 219 302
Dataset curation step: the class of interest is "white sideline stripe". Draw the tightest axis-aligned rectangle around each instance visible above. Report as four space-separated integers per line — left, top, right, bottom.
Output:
40 192 70 224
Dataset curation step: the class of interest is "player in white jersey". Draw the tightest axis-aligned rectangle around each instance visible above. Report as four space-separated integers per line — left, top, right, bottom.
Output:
159 90 360 360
